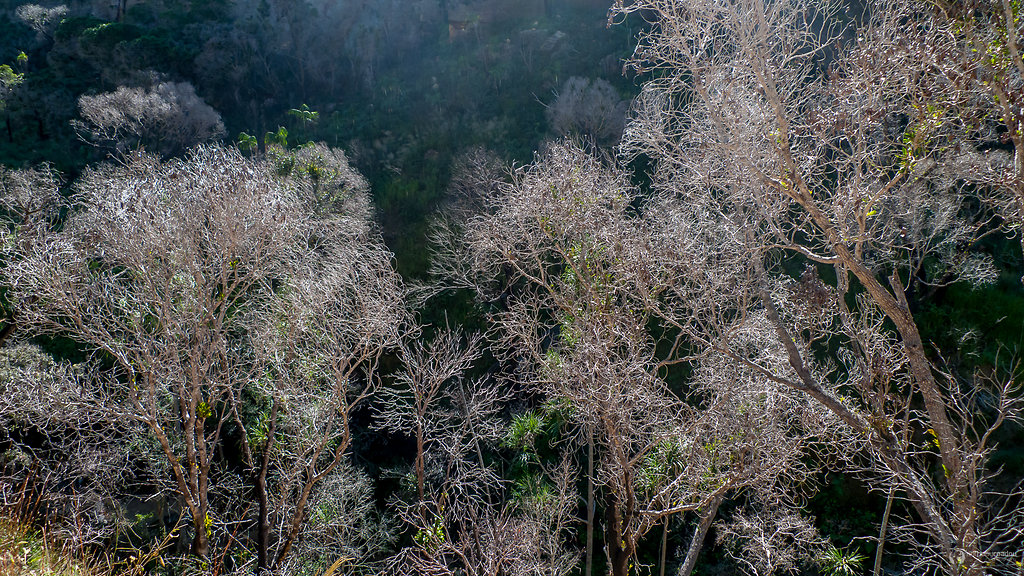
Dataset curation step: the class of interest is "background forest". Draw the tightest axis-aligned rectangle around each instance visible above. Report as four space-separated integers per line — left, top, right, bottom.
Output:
0 1 1023 576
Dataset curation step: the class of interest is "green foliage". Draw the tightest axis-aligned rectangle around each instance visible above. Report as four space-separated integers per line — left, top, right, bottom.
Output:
0 515 92 576
413 513 446 553
54 17 106 43
635 439 684 494
237 131 258 154
0 64 23 101
241 379 274 451
122 34 198 75
264 126 288 149
504 410 546 451
511 471 557 511
287 104 320 146
288 103 320 125
817 545 867 576
79 22 142 51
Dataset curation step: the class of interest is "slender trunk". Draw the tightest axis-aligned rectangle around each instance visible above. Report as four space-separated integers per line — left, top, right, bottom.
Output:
192 508 209 558
194 387 214 560
275 426 353 569
659 517 668 576
256 399 278 574
586 435 595 576
416 424 425 503
275 471 315 567
755 261 957 561
0 319 16 347
679 493 724 576
605 493 632 576
873 487 894 576
194 432 212 559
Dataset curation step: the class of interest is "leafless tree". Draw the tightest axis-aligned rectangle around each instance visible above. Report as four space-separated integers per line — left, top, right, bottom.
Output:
380 330 579 576
6 145 295 559
0 164 62 346
274 464 395 576
608 0 1024 573
5 144 407 570
15 4 67 43
375 330 487 504
432 141 832 576
914 0 1024 266
74 81 226 158
716 503 827 576
386 458 579 576
445 146 509 219
239 146 407 573
547 77 628 148
0 344 136 549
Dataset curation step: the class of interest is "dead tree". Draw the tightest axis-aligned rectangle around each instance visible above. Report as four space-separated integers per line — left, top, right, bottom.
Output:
6 144 407 568
74 81 226 158
434 141 828 576
609 0 1024 573
381 330 579 576
0 164 62 346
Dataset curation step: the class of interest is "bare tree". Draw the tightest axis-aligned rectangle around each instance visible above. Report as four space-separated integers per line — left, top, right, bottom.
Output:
387 458 580 576
433 141 832 576
0 344 136 549
381 330 579 576
74 81 226 158
5 144 407 570
914 0 1024 266
15 4 67 43
7 145 296 559
547 77 628 147
0 164 62 346
716 503 827 576
375 330 487 504
608 0 1024 573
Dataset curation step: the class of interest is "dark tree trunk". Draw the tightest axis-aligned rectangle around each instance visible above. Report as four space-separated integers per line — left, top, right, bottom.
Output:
659 517 669 576
0 320 16 348
192 518 209 559
679 493 724 576
585 436 594 576
256 399 278 574
605 495 633 576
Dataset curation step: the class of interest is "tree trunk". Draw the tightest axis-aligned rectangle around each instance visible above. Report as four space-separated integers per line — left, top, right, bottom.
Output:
586 435 595 576
679 493 724 576
0 320 16 348
605 495 633 576
658 517 668 576
192 515 209 559
256 399 278 574
873 487 894 576
416 424 425 503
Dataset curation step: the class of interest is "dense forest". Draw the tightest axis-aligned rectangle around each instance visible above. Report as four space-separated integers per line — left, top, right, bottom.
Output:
0 1 1023 575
